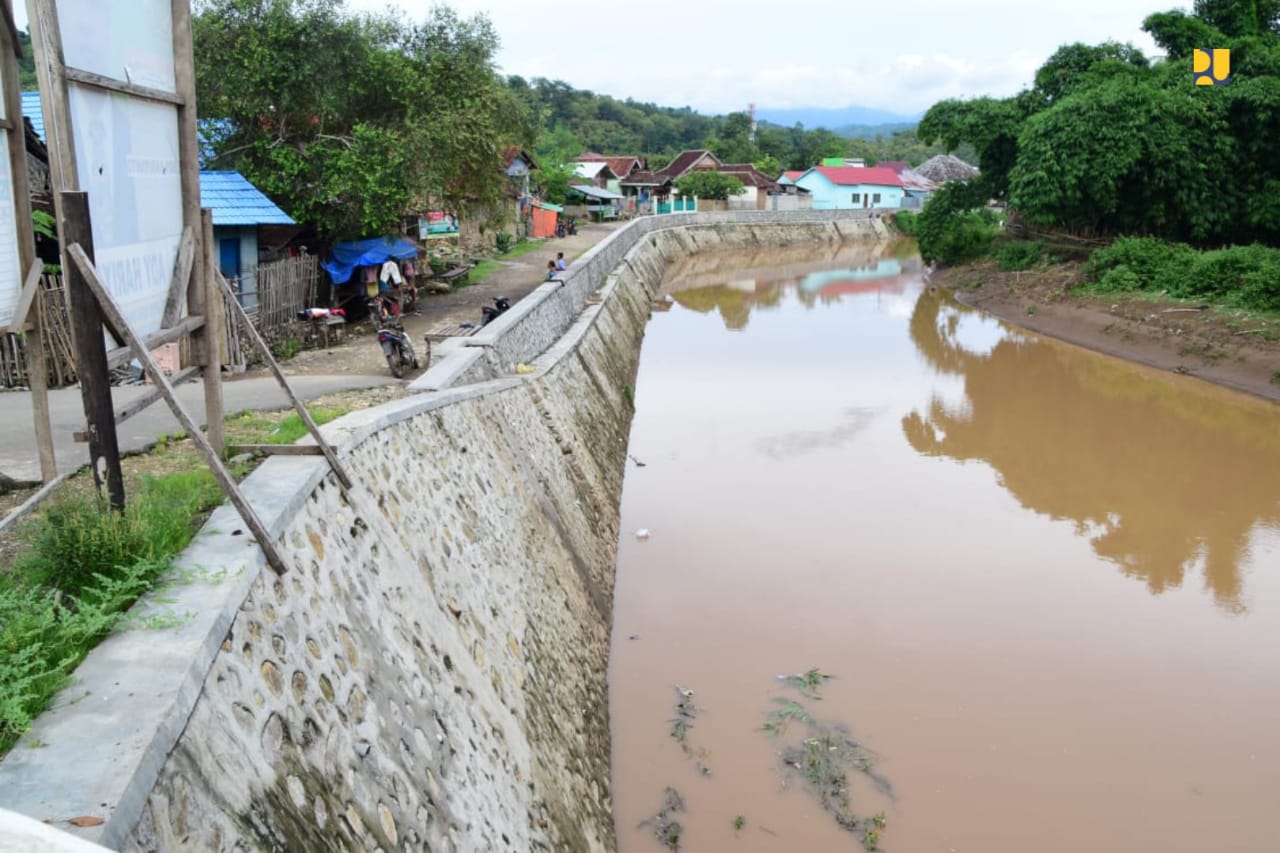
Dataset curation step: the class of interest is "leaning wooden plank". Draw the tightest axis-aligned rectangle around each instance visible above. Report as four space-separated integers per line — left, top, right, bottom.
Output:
160 226 195 327
63 65 185 106
213 270 353 489
68 243 289 576
11 263 42 332
115 365 200 425
226 444 324 457
104 315 204 368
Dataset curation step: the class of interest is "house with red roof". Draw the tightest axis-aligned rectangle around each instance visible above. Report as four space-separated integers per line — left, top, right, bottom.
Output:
794 165 905 210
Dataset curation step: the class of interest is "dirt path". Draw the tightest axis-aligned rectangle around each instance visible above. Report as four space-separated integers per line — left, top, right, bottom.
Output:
935 259 1280 404
254 220 626 380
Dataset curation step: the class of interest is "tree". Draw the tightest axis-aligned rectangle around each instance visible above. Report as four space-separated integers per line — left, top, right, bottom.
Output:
674 171 745 200
193 0 524 241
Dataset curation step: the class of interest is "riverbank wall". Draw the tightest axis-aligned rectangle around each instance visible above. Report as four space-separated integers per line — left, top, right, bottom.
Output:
0 211 892 851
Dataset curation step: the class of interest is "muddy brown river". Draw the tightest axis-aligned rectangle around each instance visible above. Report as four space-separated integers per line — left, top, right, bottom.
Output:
608 242 1280 853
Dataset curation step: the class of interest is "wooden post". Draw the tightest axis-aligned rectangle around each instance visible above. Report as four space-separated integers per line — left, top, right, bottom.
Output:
26 0 76 230
68 242 288 576
61 191 123 509
1 1 54 481
198 208 225 453
213 269 353 489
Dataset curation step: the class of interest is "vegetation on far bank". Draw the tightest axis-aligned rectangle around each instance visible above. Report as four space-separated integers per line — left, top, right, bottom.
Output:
0 390 400 758
902 1 1280 317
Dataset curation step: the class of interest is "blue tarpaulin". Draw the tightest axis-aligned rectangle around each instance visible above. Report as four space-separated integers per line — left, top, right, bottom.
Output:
322 237 419 285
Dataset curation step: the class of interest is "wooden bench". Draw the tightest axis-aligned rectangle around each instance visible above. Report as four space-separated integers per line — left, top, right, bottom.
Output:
421 322 481 365
301 313 346 349
435 266 471 285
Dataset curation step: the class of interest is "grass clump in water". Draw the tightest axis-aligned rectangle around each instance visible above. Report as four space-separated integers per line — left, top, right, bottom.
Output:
1 470 226 755
763 668 892 850
640 787 685 850
670 685 710 776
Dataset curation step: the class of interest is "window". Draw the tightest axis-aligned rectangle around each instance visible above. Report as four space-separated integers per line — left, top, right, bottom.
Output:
852 193 857 204
873 193 881 204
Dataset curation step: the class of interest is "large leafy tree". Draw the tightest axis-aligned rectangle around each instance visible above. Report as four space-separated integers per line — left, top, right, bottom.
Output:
194 0 525 242
919 0 1280 246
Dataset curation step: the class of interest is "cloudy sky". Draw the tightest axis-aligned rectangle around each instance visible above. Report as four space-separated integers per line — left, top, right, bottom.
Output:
17 1 1182 116
345 0 1180 115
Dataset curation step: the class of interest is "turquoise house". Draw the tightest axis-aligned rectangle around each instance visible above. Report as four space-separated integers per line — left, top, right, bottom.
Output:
794 166 905 210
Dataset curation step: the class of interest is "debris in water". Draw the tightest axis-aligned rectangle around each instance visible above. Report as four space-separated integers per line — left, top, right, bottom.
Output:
777 667 833 699
763 670 891 850
629 453 648 467
670 686 711 776
635 528 651 540
639 787 686 850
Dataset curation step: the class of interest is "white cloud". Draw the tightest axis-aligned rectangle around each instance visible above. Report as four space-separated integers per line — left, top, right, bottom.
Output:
14 1 1166 115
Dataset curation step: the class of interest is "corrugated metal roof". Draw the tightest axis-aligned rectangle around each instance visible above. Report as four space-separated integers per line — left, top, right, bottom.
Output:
21 92 45 142
568 184 625 200
199 170 296 226
806 166 904 188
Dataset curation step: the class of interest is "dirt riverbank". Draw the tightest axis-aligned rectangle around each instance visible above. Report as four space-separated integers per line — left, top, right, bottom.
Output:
934 258 1280 404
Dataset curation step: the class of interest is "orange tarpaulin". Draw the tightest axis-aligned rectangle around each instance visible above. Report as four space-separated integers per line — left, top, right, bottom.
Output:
531 206 558 238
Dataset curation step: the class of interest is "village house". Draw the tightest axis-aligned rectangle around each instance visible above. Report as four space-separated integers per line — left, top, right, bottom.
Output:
199 171 298 308
716 163 782 210
570 160 619 190
574 152 646 195
875 160 938 208
794 165 905 210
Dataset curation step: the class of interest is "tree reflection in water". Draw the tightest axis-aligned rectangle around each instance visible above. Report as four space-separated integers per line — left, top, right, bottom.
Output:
902 287 1280 612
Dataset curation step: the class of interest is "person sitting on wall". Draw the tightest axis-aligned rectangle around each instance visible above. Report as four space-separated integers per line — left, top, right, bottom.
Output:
546 260 557 281
555 252 567 271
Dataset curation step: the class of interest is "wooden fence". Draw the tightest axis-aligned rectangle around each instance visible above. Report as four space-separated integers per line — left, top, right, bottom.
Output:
1 274 77 388
0 255 319 386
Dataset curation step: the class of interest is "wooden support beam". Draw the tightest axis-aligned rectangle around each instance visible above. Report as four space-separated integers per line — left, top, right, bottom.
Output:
197 209 225 454
72 365 201 440
160 226 194 328
62 193 124 509
63 66 184 106
214 269 353 489
226 444 324 457
104 314 204 368
3 8 53 481
68 241 288 576
13 263 42 332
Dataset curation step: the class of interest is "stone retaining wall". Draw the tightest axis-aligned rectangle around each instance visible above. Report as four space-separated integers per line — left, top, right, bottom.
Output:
0 211 892 851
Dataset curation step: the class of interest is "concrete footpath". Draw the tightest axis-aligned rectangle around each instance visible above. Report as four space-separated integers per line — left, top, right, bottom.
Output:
0 373 395 482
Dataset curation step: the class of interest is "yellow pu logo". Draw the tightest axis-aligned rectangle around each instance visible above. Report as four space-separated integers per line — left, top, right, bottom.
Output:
1194 49 1230 85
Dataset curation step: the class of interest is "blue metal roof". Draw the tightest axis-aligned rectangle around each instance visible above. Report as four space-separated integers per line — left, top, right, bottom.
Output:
21 92 45 142
199 171 296 226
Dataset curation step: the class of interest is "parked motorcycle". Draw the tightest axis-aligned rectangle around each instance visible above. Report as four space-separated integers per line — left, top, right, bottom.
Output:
368 293 418 378
481 295 511 326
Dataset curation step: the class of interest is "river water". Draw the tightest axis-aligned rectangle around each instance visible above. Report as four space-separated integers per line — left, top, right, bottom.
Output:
608 241 1280 853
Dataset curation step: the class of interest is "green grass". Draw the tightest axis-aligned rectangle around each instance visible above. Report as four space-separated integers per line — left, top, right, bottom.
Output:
1 470 228 755
225 404 349 446
467 261 501 286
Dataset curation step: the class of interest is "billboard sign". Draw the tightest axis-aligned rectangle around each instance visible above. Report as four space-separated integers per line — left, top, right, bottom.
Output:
35 0 186 337
419 211 460 239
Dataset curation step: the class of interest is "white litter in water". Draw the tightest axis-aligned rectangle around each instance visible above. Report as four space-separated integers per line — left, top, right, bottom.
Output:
634 529 650 540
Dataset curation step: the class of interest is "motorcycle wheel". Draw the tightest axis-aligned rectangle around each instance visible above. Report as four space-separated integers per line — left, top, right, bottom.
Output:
384 342 404 378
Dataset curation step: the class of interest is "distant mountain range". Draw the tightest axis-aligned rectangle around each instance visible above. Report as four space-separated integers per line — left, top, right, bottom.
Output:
755 106 922 138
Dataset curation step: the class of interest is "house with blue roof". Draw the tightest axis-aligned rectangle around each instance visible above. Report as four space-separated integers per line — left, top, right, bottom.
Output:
21 94 296 307
199 170 296 307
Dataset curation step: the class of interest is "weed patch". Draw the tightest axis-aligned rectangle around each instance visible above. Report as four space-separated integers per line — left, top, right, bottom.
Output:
640 787 685 851
669 686 710 776
1 471 225 755
762 669 891 850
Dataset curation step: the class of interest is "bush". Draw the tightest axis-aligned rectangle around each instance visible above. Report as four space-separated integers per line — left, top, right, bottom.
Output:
14 472 222 594
893 210 918 235
995 240 1043 270
916 181 999 266
2 471 225 754
495 231 513 253
1084 237 1280 311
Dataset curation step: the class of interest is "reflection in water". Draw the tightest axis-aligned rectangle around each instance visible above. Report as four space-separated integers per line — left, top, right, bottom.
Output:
667 242 918 331
903 287 1280 610
755 407 882 460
